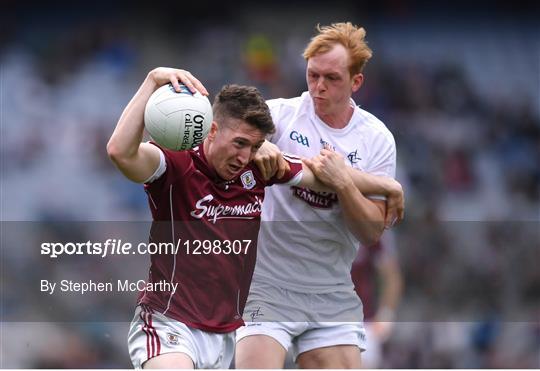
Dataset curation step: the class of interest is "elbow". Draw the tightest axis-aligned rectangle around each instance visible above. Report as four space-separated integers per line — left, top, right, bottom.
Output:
106 139 119 164
358 222 385 247
106 139 127 167
360 235 380 248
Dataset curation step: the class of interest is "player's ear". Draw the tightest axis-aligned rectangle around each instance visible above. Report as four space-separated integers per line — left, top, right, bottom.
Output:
351 73 363 93
208 121 219 141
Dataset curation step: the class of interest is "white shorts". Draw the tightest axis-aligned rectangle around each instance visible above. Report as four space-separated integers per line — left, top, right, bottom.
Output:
236 281 366 360
128 305 235 369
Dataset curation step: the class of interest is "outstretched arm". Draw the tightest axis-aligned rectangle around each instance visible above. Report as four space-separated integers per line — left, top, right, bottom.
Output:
106 67 207 183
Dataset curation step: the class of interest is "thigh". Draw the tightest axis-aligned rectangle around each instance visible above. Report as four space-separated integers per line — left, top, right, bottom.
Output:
236 320 304 368
297 344 362 369
235 334 288 368
237 280 308 368
293 323 365 368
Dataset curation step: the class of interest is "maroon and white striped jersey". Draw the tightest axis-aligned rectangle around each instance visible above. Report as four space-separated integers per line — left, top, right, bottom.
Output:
137 143 302 333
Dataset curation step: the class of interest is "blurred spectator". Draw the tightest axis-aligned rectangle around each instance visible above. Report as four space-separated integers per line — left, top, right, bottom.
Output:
351 231 404 368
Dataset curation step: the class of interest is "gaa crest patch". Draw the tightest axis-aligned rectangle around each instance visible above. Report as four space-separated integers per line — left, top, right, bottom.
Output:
240 170 256 190
166 332 179 345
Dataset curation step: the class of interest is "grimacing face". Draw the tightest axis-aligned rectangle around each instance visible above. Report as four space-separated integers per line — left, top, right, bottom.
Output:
205 118 266 180
306 43 362 120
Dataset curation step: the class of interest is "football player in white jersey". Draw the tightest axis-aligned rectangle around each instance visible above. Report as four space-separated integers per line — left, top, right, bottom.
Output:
236 22 399 368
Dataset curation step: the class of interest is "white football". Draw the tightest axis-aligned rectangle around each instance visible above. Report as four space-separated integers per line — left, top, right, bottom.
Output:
144 83 212 150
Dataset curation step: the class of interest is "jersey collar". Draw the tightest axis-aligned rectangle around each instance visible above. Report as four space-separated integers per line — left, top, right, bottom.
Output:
303 92 360 133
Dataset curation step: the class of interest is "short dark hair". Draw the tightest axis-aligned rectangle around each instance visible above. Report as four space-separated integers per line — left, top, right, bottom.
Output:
213 84 275 135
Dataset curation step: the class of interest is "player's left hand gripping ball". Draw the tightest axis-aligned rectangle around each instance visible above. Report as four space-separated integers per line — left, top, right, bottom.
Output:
144 84 213 150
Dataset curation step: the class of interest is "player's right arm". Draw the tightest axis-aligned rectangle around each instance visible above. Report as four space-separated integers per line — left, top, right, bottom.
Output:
256 141 404 226
345 169 404 227
107 67 207 183
254 140 290 180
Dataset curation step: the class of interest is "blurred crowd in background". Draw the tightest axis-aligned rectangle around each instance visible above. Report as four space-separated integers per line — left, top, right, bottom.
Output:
1 1 539 368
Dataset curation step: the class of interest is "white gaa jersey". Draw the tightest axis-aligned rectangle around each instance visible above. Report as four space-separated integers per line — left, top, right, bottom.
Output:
253 92 396 293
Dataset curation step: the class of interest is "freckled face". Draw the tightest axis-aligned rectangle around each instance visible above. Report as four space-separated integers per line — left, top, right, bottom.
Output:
306 43 362 118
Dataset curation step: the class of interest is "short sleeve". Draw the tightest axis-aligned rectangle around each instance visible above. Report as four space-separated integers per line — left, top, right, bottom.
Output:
143 149 167 184
365 133 396 179
266 153 303 187
144 142 191 192
364 132 396 201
